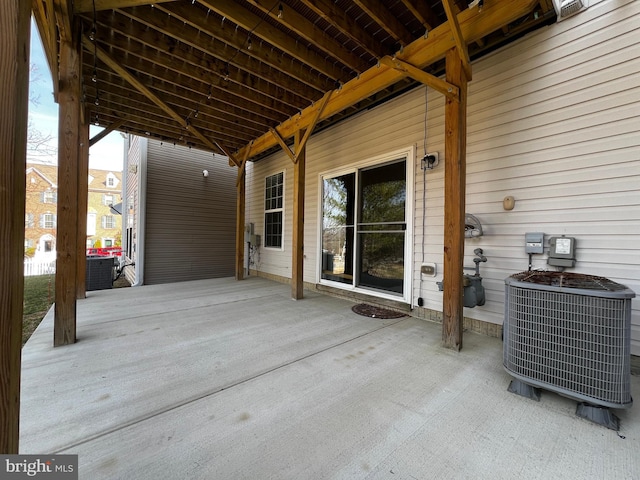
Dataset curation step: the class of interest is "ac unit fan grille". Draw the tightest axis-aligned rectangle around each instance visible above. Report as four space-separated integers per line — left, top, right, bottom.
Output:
561 0 586 17
504 284 632 407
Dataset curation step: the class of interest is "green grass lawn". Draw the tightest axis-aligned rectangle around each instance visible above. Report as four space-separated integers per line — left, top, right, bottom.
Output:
23 274 56 346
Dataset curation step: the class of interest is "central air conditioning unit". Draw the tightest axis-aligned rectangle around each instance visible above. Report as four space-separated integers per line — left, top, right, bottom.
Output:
503 271 635 430
553 0 589 21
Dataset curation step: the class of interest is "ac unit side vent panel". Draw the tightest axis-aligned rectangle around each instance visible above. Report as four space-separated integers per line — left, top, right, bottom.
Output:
503 272 634 409
553 0 589 21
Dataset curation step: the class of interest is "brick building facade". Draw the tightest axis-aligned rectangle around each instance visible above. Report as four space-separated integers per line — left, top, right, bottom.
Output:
25 162 122 258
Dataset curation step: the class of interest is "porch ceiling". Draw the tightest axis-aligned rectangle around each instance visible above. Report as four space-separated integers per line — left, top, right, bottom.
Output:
32 0 554 162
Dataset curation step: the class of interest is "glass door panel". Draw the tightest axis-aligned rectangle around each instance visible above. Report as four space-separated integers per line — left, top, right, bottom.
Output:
356 160 406 294
321 173 355 284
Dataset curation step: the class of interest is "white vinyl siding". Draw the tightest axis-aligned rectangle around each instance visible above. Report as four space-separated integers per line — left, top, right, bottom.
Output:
244 0 640 355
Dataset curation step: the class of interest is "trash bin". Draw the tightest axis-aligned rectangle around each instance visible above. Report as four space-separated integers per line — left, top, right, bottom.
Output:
86 256 114 291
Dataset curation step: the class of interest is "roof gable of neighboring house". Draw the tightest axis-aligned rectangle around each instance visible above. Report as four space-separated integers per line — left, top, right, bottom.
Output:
26 165 57 188
89 169 122 191
26 163 122 193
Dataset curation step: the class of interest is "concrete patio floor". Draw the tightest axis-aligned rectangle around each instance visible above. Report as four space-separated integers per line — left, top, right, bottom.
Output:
20 277 639 479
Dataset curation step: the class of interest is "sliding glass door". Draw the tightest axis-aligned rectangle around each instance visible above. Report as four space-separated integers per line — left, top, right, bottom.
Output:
321 158 406 296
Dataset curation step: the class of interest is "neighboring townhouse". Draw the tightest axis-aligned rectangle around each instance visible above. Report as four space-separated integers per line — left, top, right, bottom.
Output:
25 162 123 258
123 137 236 285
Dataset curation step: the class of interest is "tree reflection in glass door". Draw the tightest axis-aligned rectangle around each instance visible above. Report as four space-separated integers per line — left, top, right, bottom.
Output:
357 160 406 294
321 159 406 295
321 173 354 284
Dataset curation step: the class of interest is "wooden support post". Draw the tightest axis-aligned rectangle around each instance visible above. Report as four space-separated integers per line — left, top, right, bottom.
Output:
0 0 30 453
54 38 81 347
76 120 89 299
235 167 246 280
291 130 305 300
442 48 468 351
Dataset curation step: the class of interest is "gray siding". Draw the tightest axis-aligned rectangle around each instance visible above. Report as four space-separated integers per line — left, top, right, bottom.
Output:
144 140 236 284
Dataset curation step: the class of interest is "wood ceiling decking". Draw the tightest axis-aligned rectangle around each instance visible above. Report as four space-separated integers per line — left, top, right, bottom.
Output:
32 0 556 161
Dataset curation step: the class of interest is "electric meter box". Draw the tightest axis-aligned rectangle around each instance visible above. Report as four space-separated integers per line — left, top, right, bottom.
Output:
525 232 544 254
548 236 576 267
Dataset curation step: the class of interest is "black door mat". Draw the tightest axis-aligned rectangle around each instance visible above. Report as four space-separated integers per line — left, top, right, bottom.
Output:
351 303 407 319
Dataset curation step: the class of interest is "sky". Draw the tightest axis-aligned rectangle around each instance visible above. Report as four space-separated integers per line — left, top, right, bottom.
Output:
28 19 124 172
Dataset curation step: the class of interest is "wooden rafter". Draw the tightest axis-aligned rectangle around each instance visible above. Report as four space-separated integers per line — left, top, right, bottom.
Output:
89 117 126 147
83 59 273 140
297 0 385 58
399 0 442 30
81 35 222 154
442 0 472 80
74 0 172 13
379 56 459 101
155 3 331 94
112 7 317 108
33 0 545 156
354 0 414 47
236 0 539 160
90 12 302 117
199 0 344 81
246 0 371 75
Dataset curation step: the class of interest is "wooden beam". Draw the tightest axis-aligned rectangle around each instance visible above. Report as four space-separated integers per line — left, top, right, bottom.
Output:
215 142 241 168
291 129 305 300
442 48 468 351
236 0 538 159
0 0 30 454
89 117 126 147
235 146 252 280
270 127 296 163
54 38 81 347
52 0 73 43
74 0 173 13
81 35 220 153
76 121 89 300
379 56 459 101
442 0 472 80
235 141 252 188
293 91 332 164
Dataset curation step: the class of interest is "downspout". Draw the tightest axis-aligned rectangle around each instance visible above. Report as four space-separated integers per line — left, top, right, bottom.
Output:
120 133 129 272
132 137 147 286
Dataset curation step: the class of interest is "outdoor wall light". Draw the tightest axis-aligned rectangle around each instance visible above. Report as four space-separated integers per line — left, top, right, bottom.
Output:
202 170 209 177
